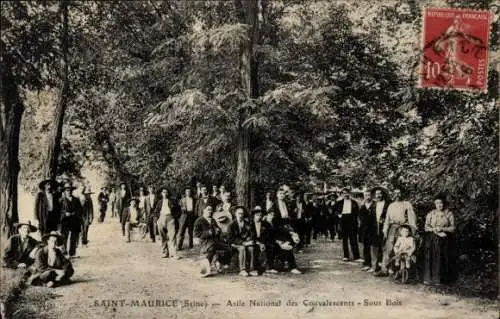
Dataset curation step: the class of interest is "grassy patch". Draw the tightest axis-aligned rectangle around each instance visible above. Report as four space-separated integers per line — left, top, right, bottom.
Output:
0 267 27 318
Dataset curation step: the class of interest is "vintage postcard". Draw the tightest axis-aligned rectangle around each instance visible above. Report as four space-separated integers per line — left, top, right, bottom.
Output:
0 1 498 319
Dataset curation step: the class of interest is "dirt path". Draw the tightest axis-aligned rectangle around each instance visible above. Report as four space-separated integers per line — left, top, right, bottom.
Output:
16 217 497 319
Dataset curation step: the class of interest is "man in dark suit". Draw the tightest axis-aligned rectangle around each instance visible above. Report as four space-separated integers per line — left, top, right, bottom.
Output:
116 183 131 236
178 187 197 250
59 183 83 258
334 187 361 261
371 187 389 274
154 187 180 258
228 206 257 277
264 209 302 274
3 222 40 269
195 185 218 218
35 179 59 236
194 206 230 277
358 189 375 270
97 187 109 223
80 186 94 246
250 206 272 273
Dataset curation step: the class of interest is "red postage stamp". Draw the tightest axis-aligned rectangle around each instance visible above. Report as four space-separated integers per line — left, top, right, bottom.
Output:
419 8 493 92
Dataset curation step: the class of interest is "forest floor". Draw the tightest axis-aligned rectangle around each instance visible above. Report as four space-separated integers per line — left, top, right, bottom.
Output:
6 211 498 319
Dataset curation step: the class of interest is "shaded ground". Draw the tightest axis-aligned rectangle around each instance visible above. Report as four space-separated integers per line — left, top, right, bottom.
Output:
8 216 498 319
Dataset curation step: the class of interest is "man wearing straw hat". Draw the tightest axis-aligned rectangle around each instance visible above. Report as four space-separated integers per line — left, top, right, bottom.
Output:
3 221 40 269
35 179 59 236
59 182 83 258
28 231 74 288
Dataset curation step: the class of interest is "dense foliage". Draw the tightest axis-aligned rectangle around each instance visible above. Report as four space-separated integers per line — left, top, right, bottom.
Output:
3 0 498 297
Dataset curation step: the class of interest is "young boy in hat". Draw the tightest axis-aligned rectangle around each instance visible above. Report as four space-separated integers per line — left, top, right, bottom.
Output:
28 231 74 288
3 222 40 269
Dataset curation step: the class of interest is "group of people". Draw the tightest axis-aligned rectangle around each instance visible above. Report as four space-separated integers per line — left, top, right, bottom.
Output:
106 183 303 277
3 178 457 287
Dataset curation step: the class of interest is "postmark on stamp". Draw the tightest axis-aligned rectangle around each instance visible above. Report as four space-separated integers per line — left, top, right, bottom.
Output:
419 8 493 92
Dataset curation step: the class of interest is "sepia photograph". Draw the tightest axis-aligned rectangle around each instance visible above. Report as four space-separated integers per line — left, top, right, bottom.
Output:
0 0 498 318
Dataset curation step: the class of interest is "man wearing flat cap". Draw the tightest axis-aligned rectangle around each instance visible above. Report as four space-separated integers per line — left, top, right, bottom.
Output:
28 231 74 288
59 183 83 258
35 179 59 236
3 221 40 269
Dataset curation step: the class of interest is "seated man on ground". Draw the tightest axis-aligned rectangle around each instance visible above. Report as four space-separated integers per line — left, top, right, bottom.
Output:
265 209 302 274
250 206 273 273
3 221 40 269
194 206 231 277
27 231 74 288
228 206 258 277
123 198 147 243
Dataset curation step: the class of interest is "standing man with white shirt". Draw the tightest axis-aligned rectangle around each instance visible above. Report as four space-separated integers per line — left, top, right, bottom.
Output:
178 187 197 250
334 187 361 262
146 185 157 241
377 187 416 276
275 189 292 227
154 187 180 259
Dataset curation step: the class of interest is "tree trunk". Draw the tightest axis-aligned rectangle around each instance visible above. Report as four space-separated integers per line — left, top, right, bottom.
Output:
0 57 24 238
234 0 261 207
44 0 69 180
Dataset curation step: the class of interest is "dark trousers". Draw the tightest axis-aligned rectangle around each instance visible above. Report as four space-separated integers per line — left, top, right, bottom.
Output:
341 215 360 259
326 215 337 240
276 247 297 269
177 212 195 249
304 218 313 245
98 207 106 223
362 237 372 266
60 220 80 256
234 245 255 271
266 243 276 270
294 218 305 249
81 221 90 245
312 215 327 239
119 210 126 236
146 217 156 242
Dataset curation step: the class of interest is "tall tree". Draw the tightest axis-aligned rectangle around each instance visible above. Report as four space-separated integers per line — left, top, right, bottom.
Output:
234 0 262 206
0 1 59 236
44 0 70 180
0 50 24 236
